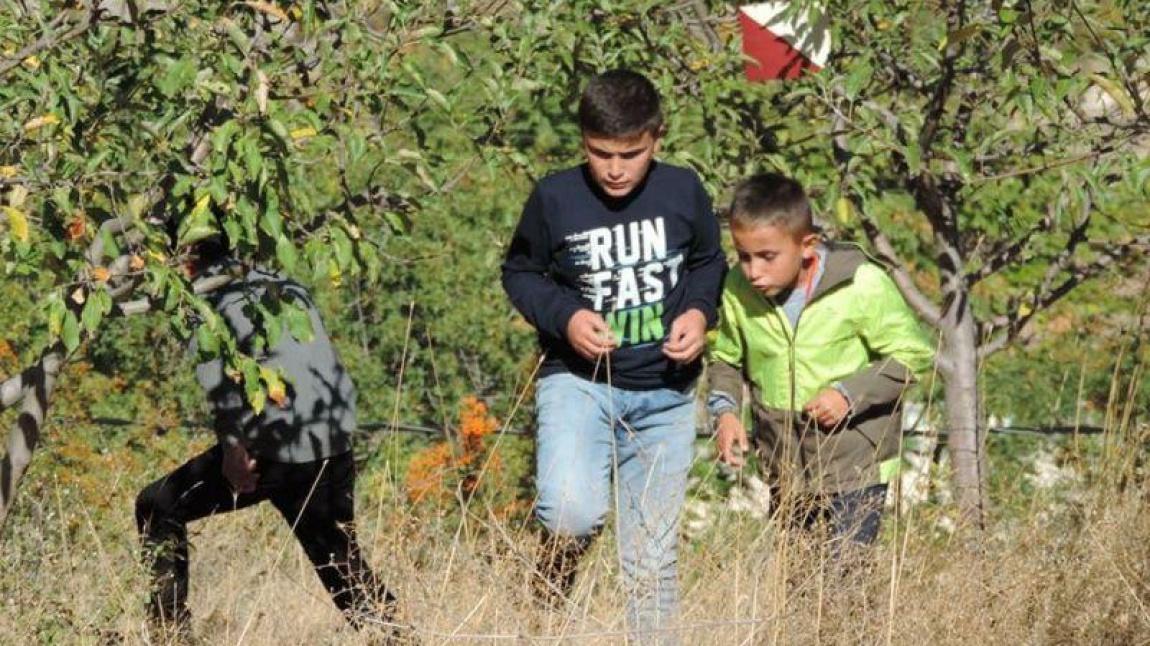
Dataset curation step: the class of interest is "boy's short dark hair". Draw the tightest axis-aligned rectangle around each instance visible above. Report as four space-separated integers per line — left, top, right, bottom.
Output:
578 69 664 137
728 173 814 234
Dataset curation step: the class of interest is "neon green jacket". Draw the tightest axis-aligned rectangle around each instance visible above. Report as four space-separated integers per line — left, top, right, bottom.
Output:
708 243 935 494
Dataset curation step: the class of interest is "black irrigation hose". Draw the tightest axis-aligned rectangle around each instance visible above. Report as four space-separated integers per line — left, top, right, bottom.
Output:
62 416 1109 439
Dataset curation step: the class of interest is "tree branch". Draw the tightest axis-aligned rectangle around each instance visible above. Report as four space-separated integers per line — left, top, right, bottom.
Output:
859 217 944 327
979 231 1150 359
917 0 966 155
681 0 722 53
828 109 943 329
968 199 1059 285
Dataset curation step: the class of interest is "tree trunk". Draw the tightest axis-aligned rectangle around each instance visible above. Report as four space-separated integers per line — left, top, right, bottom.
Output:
941 306 987 528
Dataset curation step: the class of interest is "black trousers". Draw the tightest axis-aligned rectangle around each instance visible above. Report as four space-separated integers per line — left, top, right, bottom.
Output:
801 483 889 546
135 445 395 628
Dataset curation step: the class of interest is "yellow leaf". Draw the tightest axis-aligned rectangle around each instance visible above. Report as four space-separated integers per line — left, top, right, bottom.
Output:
0 166 17 178
834 197 853 225
243 1 289 21
260 366 288 408
146 249 168 263
91 266 111 282
22 55 40 70
191 193 211 218
2 206 29 242
1089 73 1136 118
328 259 342 287
290 126 317 140
23 114 60 132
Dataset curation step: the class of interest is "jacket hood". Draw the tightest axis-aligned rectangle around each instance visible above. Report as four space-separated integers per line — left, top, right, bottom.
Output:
809 242 872 301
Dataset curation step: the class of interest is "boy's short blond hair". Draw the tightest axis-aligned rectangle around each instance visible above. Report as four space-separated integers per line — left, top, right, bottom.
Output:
728 173 814 234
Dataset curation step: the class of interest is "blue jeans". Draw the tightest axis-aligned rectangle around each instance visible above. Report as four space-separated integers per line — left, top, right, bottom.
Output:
534 372 696 643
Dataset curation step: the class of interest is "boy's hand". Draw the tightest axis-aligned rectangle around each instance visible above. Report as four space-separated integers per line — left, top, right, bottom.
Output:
715 412 750 467
662 308 707 363
222 443 259 494
566 309 617 361
803 389 851 429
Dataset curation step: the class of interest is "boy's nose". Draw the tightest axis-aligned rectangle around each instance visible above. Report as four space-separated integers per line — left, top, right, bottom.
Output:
607 159 623 178
748 260 768 281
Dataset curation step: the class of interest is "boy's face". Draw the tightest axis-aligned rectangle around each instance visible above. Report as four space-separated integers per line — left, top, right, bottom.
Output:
581 129 661 199
731 219 819 298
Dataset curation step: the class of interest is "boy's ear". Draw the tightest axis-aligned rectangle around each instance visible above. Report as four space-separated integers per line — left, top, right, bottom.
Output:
800 231 821 258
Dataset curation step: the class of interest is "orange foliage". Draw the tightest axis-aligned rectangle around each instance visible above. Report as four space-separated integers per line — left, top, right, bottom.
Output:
404 396 500 504
65 214 87 241
0 339 17 373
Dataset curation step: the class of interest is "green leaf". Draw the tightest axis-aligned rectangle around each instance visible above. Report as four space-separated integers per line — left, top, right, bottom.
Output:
843 59 872 99
177 194 219 245
275 235 298 273
284 301 314 343
240 357 266 414
384 211 408 234
904 144 922 175
211 120 240 157
260 198 283 238
61 309 81 352
195 324 220 356
81 288 112 334
331 228 353 270
156 56 197 97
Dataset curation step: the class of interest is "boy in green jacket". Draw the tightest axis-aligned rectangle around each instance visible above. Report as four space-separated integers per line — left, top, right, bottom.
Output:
707 173 935 551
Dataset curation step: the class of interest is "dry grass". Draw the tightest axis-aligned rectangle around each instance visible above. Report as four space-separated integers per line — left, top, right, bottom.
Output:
3 442 1150 646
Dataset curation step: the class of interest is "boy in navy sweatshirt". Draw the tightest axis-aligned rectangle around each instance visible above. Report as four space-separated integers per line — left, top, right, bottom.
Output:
501 69 725 642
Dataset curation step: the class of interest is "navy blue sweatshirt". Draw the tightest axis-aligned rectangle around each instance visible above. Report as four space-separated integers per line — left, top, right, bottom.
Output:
501 161 726 390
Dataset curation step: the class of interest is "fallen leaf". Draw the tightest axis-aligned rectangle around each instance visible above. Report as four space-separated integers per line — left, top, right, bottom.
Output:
91 266 111 282
129 255 145 270
23 114 60 132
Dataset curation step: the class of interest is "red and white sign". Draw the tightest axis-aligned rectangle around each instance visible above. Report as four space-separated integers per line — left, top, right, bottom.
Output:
739 3 830 81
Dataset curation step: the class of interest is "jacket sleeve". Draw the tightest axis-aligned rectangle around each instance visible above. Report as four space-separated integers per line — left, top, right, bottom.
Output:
680 176 726 328
706 285 746 412
500 186 588 341
838 265 937 416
